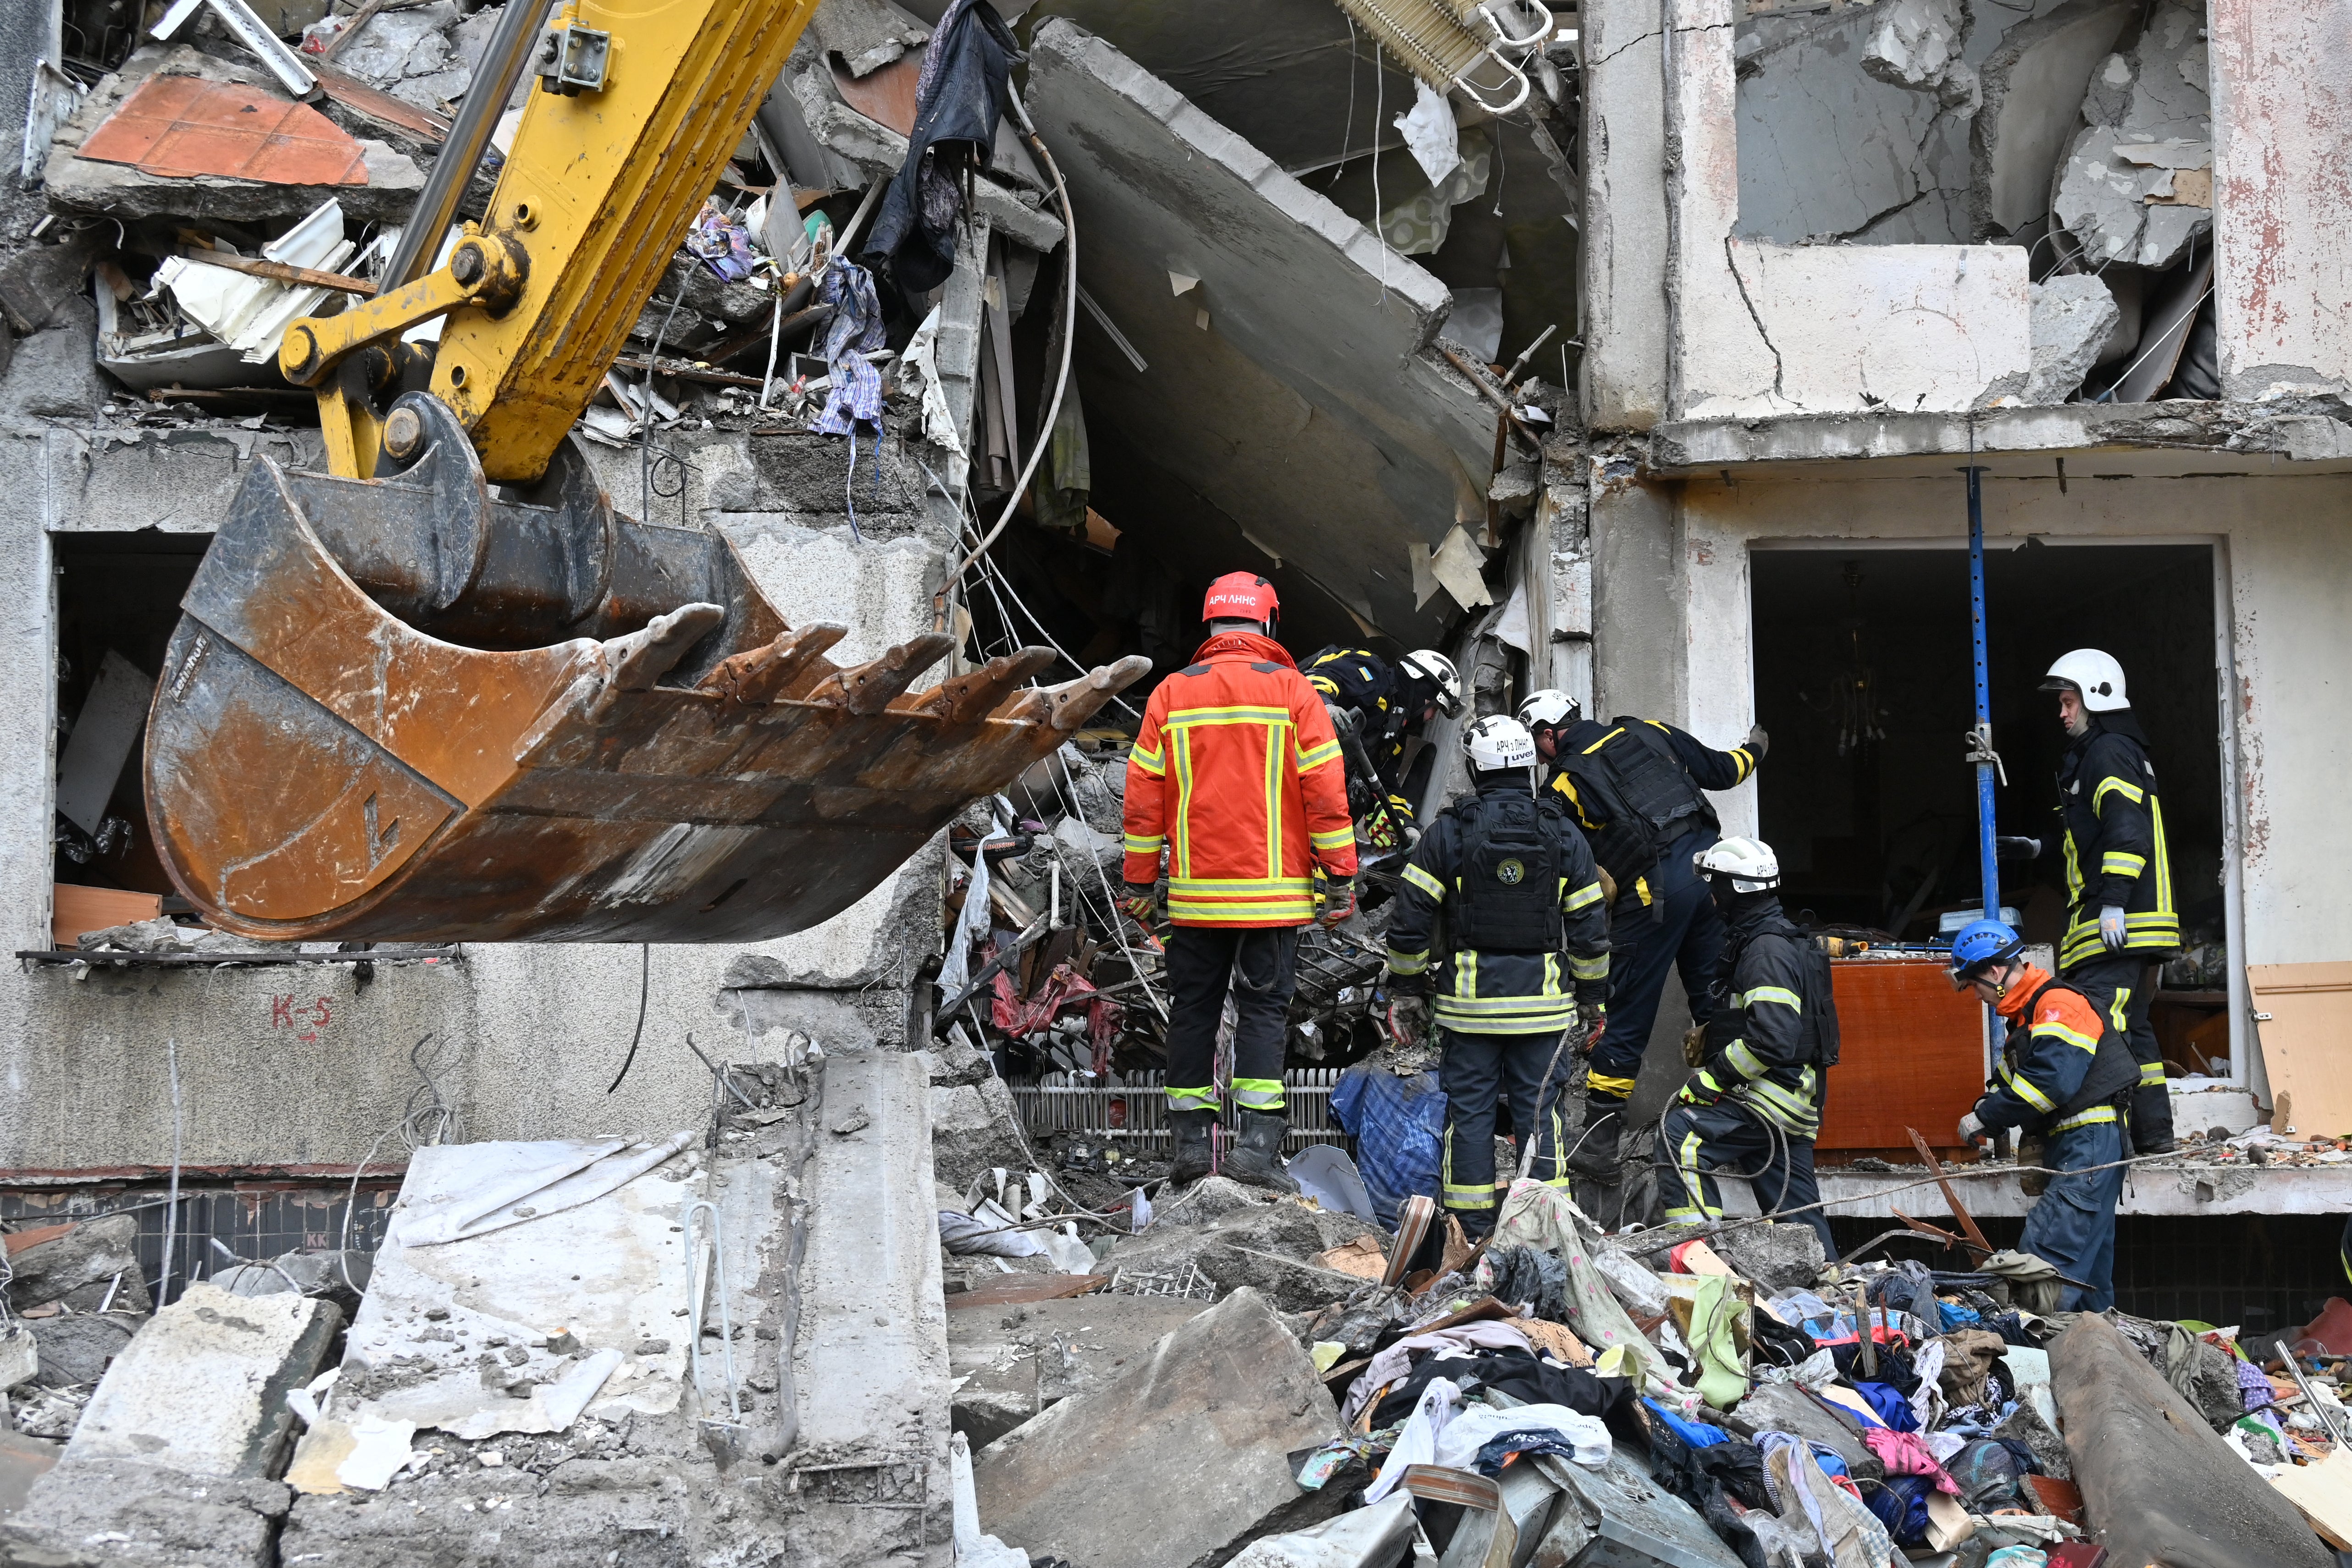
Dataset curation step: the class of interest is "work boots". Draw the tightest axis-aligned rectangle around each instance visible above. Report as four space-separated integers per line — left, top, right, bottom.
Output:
1169 1109 1216 1185
1566 1096 1626 1180
1222 1110 1300 1195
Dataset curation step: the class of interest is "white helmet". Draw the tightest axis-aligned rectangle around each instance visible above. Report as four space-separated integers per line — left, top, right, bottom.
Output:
1516 688 1581 733
1693 835 1781 892
1461 714 1539 772
2041 649 2128 712
1398 649 1465 717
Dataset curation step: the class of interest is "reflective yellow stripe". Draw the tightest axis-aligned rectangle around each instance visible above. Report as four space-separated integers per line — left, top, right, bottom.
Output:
1582 728 1625 755
1722 1039 1765 1079
1671 1129 1719 1219
1386 948 1429 975
1263 712 1283 882
1169 900 1317 922
1131 745 1166 777
1586 1074 1638 1097
2138 1062 2167 1084
1163 706 1295 728
1403 862 1446 901
1233 1077 1285 1110
1456 949 1476 998
1563 881 1603 911
1433 999 1577 1034
1544 954 1560 996
1568 954 1609 980
1170 877 1315 895
1998 1059 2055 1113
1730 747 1755 783
2102 852 2146 876
1297 739 1342 773
2052 1104 2118 1132
1171 726 1195 877
1310 826 1355 850
1167 1085 1218 1110
2092 775 2145 812
2031 1021 2099 1053
1738 986 1803 1011
1123 834 1166 855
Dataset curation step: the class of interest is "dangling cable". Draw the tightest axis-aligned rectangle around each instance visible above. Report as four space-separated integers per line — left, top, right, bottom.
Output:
605 943 653 1093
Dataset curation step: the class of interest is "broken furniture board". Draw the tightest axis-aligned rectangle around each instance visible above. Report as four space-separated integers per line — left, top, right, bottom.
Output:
67 1281 341 1479
791 1051 952 1468
973 1286 1345 1568
54 651 155 836
286 1132 751 1485
155 199 359 364
50 883 162 947
44 44 427 224
1025 20 1496 645
2051 1310 2332 1568
1973 0 2136 236
2250 964 2352 1139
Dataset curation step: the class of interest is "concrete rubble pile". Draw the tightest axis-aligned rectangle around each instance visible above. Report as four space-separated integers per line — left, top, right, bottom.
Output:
3 1042 957 1565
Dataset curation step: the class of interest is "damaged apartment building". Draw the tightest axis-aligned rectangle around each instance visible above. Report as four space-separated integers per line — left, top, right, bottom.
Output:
2 0 2352 1562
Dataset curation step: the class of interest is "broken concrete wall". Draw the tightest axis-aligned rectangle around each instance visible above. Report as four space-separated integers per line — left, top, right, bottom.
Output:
1658 0 2034 417
1024 20 1498 643
1579 0 1673 432
2050 0 2213 271
2210 0 2352 400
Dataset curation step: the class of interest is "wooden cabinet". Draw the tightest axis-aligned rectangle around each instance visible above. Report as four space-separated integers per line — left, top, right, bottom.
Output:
1818 957 1988 1157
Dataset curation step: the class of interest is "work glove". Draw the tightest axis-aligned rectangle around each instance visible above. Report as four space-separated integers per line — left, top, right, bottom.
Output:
1677 1068 1727 1108
2099 905 2128 952
1744 723 1770 761
1121 883 1157 922
1996 835 2043 861
1958 1110 1987 1145
1681 1021 1709 1068
1319 879 1357 928
1386 992 1430 1046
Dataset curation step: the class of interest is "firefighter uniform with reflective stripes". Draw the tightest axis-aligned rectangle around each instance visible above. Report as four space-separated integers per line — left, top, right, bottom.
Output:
1123 630 1357 1120
1661 901 1835 1253
1544 718 1759 1107
2055 718 2178 1150
1302 646 1421 826
1383 778 1610 1234
1969 961 2138 1311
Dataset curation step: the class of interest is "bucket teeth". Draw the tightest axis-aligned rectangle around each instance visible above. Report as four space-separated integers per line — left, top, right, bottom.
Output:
810 633 956 715
696 622 849 704
993 654 1151 731
604 603 725 690
894 646 1057 725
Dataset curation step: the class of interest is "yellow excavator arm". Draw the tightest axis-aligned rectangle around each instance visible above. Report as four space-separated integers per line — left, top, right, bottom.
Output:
140 0 1146 944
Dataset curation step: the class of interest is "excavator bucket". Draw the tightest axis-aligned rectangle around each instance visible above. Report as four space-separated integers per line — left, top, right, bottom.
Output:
143 394 1149 943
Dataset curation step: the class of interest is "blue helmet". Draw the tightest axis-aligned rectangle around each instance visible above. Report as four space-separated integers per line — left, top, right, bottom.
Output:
1949 918 2024 981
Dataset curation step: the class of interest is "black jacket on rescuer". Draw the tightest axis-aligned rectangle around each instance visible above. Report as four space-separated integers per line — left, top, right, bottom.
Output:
1543 716 1759 914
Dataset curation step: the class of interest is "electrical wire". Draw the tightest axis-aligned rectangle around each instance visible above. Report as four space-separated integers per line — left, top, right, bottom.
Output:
605 943 653 1093
158 1036 181 1308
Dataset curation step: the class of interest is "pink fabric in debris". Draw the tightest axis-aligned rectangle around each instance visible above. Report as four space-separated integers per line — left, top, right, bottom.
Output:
1862 1427 1959 1493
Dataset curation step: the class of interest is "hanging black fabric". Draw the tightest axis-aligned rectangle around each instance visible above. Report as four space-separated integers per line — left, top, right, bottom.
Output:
861 0 1022 298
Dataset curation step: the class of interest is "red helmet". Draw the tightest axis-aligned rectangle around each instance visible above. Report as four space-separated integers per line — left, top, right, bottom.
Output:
1202 573 1278 624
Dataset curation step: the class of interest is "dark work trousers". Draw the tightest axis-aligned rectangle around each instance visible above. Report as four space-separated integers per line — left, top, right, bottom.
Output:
2065 954 2173 1149
1439 1027 1574 1236
1659 1098 1834 1255
2019 1118 2125 1311
1585 827 1727 1102
1163 924 1301 1117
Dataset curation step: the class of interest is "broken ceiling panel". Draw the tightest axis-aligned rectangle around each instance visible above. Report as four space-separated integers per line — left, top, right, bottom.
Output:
1025 20 1496 643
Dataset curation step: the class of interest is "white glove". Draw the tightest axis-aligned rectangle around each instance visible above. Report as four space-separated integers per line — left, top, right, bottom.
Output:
1958 1110 1987 1145
2099 905 2127 951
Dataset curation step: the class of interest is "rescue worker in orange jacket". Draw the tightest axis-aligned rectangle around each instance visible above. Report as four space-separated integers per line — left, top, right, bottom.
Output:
1952 918 2138 1312
1121 574 1358 1192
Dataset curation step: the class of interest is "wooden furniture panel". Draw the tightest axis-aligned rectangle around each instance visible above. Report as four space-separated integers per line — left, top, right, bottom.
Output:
1818 957 1987 1155
52 883 163 949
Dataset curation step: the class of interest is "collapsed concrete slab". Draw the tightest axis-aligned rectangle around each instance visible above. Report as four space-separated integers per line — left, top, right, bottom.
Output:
947 1294 1205 1451
973 1286 1345 1568
2 1459 293 1568
66 1281 341 1479
4 1213 139 1309
2025 274 2123 403
2053 0 2212 268
1098 1176 1381 1313
2051 1311 2330 1568
1972 0 2135 237
1024 20 1496 642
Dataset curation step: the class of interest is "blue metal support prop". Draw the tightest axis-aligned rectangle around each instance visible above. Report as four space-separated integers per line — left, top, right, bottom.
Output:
1966 463 1999 920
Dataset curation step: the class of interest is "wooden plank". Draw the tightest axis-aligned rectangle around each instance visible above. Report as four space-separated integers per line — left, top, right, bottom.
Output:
1906 1127 1994 1254
944 1272 1105 1310
2251 964 2352 1138
52 884 162 949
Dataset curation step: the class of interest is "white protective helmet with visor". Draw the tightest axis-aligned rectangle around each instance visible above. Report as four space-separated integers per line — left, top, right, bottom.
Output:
1461 714 1540 775
1693 835 1781 893
1516 688 1582 734
2040 649 2128 712
1398 649 1466 718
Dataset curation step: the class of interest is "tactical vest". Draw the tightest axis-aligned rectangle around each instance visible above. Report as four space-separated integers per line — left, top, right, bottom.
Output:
2009 977 2139 1127
1564 720 1714 876
1703 917 1842 1068
1448 789 1565 953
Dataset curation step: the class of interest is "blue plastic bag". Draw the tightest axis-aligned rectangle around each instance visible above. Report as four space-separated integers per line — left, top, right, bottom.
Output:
1328 1066 1446 1226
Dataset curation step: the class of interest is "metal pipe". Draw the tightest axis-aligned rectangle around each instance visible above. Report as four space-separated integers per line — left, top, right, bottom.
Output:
381 0 550 290
1967 463 1998 920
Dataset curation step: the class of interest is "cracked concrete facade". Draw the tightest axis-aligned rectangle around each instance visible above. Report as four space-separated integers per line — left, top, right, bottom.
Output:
1578 0 2352 1091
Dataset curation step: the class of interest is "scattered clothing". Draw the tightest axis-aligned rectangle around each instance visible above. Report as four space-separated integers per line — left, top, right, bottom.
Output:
1862 1428 1958 1492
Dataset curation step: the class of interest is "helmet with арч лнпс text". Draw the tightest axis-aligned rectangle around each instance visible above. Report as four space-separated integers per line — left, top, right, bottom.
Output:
1202 572 1279 635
